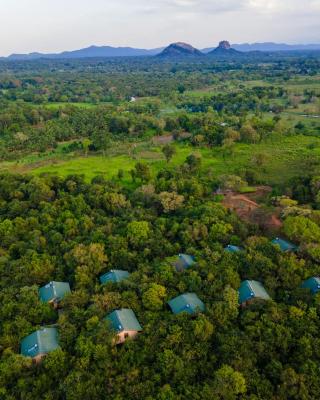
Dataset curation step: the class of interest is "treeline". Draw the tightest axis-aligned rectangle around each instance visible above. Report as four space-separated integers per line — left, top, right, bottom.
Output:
0 95 305 159
0 55 319 160
0 55 319 103
0 162 320 398
178 86 288 114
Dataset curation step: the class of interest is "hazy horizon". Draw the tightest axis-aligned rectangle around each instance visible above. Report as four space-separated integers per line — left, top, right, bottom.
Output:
1 0 320 56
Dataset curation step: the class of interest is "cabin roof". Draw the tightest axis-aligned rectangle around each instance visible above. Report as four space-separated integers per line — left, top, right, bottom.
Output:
168 292 205 315
100 270 130 284
106 309 142 333
21 327 59 358
239 280 271 304
39 281 71 303
225 245 241 253
174 254 195 271
271 237 297 252
301 277 320 294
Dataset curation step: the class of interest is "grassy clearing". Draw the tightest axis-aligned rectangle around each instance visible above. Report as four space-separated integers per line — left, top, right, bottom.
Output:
41 102 105 109
1 135 319 187
187 75 320 97
7 101 109 110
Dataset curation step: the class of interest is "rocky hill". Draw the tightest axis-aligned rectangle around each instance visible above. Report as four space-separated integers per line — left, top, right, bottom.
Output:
158 42 203 57
208 40 242 57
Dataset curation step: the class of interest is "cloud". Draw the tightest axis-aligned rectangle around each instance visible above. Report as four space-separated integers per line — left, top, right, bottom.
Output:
135 0 245 15
247 0 320 14
135 0 320 16
1 0 320 55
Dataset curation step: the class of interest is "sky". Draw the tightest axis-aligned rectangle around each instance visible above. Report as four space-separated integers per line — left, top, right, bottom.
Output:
1 0 320 56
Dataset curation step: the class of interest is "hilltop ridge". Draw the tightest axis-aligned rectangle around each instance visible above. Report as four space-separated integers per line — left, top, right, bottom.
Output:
158 42 203 57
208 40 242 57
2 41 320 60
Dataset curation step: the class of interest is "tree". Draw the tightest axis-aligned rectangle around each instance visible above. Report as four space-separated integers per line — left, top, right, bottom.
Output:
185 153 202 172
82 138 92 156
142 283 166 310
19 251 55 284
159 191 184 213
219 174 247 191
177 84 186 94
103 192 130 214
193 316 214 341
240 123 260 143
222 138 235 160
203 365 246 400
66 243 107 289
252 152 269 169
284 216 320 244
225 127 240 142
133 162 151 183
192 134 205 146
162 144 176 163
117 169 124 180
92 129 111 156
127 221 150 247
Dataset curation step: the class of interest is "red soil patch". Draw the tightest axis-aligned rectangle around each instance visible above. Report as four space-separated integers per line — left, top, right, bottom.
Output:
152 135 174 145
222 188 282 231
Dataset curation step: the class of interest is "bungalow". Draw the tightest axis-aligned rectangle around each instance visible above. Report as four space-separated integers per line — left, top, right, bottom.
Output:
301 277 320 295
168 292 205 315
271 237 297 252
239 280 271 307
174 254 195 272
20 327 59 363
39 281 71 308
105 308 142 344
100 269 130 285
225 245 241 253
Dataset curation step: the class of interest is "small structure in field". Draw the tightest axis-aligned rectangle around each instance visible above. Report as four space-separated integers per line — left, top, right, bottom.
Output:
239 280 271 307
105 309 142 344
301 277 320 295
168 293 205 315
225 245 241 253
271 237 297 252
130 96 136 102
100 269 130 285
174 254 195 272
39 281 71 308
20 327 59 362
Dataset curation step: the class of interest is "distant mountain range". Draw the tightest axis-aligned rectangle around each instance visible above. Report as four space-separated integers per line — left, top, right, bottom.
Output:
3 45 163 61
203 42 320 53
1 42 320 60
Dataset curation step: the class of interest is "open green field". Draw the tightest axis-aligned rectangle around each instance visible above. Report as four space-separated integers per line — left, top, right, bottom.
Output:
2 135 320 187
42 102 99 109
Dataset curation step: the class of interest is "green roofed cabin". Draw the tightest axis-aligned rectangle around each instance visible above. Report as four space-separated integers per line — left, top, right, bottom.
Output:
168 293 205 315
174 254 196 272
301 277 320 295
239 280 271 307
100 269 130 285
39 281 71 308
225 245 241 253
271 237 297 252
21 327 59 363
105 308 142 344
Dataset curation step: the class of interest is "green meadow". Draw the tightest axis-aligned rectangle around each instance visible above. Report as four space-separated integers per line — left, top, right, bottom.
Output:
2 135 319 187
